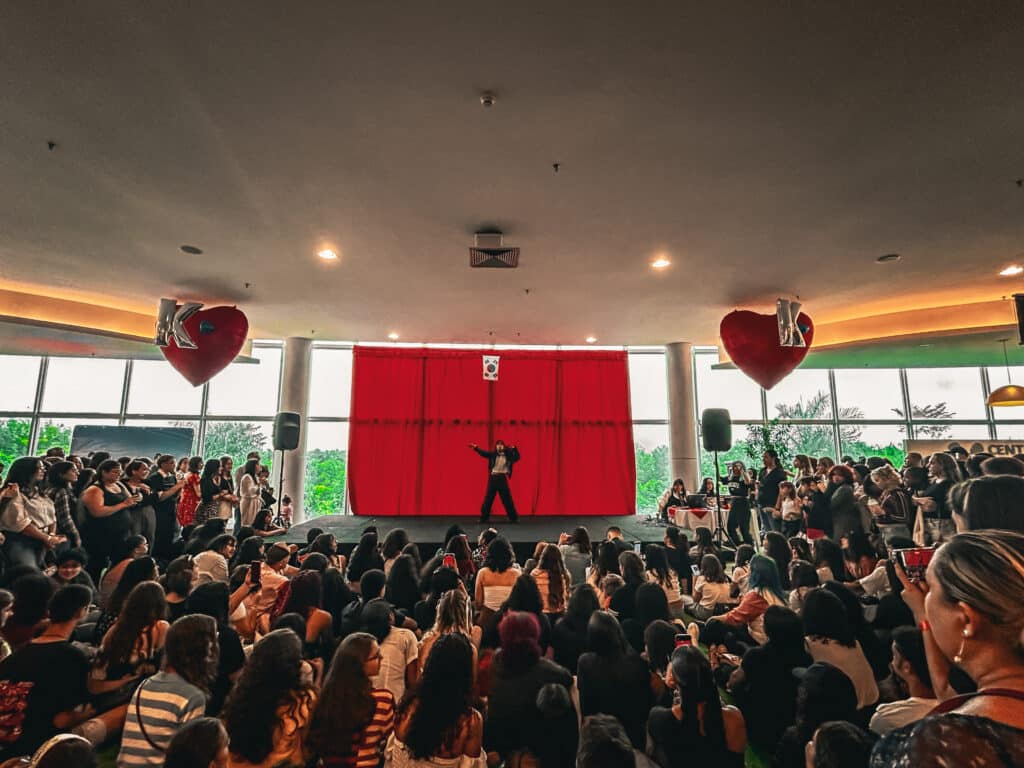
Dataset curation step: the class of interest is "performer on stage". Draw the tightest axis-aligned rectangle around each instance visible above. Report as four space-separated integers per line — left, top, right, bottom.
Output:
469 440 520 523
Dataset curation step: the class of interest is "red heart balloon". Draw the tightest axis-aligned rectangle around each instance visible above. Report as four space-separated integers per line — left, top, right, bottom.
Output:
719 310 814 390
160 305 249 387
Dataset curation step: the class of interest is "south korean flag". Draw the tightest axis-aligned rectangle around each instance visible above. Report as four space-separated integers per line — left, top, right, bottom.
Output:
483 355 500 381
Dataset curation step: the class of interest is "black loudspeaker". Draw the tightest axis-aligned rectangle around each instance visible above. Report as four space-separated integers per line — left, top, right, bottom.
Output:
701 408 732 452
272 411 301 451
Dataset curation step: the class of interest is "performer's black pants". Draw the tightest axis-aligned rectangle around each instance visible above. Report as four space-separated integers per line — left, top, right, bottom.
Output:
481 474 518 521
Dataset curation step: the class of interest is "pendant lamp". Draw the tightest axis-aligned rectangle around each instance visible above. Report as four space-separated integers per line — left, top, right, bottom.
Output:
987 339 1024 407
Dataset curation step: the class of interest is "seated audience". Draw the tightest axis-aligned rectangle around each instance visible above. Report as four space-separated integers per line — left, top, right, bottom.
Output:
802 589 879 710
643 544 684 616
51 548 97 599
551 583 600 673
558 526 592 586
774 662 858 768
362 599 419 702
691 553 734 621
418 588 480 672
530 544 570 617
807 721 876 768
164 716 229 768
699 553 786 651
869 627 936 735
472 536 519 625
608 550 645 621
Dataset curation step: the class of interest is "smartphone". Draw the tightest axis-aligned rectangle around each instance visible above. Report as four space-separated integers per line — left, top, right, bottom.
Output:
442 553 457 570
894 547 935 582
633 542 642 554
690 563 701 576
674 633 692 648
249 560 262 586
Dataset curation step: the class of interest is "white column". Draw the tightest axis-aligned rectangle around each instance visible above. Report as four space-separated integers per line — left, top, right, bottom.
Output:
279 337 312 523
665 342 698 491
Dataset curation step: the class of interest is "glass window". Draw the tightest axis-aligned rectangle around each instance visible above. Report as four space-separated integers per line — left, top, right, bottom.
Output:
308 348 353 418
206 346 282 417
202 421 275 474
0 418 31 467
126 360 204 415
905 368 986 421
634 424 670 515
995 423 1024 439
774 422 839 462
694 352 763 420
698 423 762 489
840 424 907 466
38 418 120 454
986 366 1024 420
304 421 349 516
911 423 989 441
41 358 126 414
628 353 668 420
0 356 40 412
766 369 832 421
833 369 905 420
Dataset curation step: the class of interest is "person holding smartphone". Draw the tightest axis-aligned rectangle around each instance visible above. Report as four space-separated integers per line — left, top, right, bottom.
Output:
0 458 65 570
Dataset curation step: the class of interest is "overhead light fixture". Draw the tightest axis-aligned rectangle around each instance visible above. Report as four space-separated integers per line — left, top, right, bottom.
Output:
317 248 338 261
987 338 1024 406
1000 265 1024 277
876 253 901 263
585 336 597 344
387 332 400 340
650 255 671 270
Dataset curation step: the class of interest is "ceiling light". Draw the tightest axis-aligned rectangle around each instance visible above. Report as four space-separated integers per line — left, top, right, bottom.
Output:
317 248 338 261
650 256 671 270
1000 265 1024 277
387 332 400 340
876 253 901 263
988 339 1024 406
585 336 597 344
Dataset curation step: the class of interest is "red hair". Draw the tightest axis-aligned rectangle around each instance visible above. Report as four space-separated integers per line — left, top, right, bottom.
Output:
497 611 541 672
830 464 855 485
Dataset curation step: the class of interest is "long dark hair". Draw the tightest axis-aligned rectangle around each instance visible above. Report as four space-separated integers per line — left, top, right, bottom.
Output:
223 630 313 765
381 528 409 560
644 544 673 587
762 532 792 589
670 646 726 750
483 537 514 573
802 589 856 647
385 555 421 613
587 610 628 658
505 573 544 616
347 532 381 582
308 632 379 759
400 633 474 759
97 581 167 668
4 457 42 497
44 461 76 496
565 583 600 628
107 556 158 616
537 544 568 612
280 571 323 620
200 459 221 483
812 538 846 582
243 458 259 481
592 541 621 582
165 615 219 694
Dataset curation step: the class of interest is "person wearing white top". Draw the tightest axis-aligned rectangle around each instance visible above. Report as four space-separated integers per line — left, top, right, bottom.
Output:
364 599 420 702
869 626 936 735
0 457 64 569
690 553 735 620
237 459 263 528
803 589 879 709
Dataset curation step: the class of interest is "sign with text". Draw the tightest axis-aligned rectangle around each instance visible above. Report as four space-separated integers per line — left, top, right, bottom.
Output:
904 439 1023 457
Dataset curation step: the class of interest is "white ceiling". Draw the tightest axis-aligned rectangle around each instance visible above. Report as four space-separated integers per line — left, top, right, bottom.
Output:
1 1 1023 345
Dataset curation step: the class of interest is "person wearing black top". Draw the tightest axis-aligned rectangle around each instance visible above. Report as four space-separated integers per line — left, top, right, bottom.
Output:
721 462 754 546
662 527 692 594
799 476 831 539
470 440 521 523
912 452 961 545
551 584 600 673
146 455 185 562
756 449 786 534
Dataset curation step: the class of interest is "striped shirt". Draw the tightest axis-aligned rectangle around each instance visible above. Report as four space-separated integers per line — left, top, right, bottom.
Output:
322 688 396 768
117 672 205 766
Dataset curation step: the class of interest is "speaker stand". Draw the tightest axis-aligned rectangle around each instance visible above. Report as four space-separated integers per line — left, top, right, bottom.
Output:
274 448 288 528
711 451 732 549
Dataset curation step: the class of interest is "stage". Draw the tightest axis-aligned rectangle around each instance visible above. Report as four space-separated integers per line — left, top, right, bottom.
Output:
281 514 674 562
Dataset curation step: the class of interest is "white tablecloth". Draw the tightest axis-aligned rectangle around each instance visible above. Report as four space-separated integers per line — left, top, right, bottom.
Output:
669 506 715 531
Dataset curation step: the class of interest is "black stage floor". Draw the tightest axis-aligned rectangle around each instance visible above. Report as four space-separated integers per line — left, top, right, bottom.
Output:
283 514 671 560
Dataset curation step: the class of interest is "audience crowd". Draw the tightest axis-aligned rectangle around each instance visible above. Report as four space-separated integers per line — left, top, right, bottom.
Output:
0 443 1022 768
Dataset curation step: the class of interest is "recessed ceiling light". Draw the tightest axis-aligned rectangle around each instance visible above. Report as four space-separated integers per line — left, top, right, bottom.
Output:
180 245 203 255
650 256 671 270
585 336 597 344
387 332 400 340
1000 265 1024 277
317 248 338 261
876 253 901 263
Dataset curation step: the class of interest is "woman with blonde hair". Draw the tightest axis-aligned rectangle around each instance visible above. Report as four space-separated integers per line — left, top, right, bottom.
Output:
419 588 481 671
870 465 914 541
876 530 1024 766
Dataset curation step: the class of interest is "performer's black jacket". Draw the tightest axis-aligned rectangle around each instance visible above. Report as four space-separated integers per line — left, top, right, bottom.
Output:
473 446 521 477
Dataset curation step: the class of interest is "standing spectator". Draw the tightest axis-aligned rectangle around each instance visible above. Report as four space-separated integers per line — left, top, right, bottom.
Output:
825 465 862 541
45 460 81 549
911 453 961 545
222 630 317 768
308 632 395 768
870 465 914 542
117 614 218 766
146 455 185 561
777 481 802 537
756 449 786 534
1 457 64 569
362 599 419 702
218 456 238 523
195 460 228 526
176 457 203 528
800 475 831 540
722 461 755 546
238 458 262 528
80 460 135 582
122 460 158 547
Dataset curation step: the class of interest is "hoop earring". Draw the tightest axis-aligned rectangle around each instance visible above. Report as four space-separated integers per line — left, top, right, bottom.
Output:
954 628 970 665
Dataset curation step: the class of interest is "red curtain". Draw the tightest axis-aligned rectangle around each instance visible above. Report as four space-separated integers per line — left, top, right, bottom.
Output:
347 346 636 517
